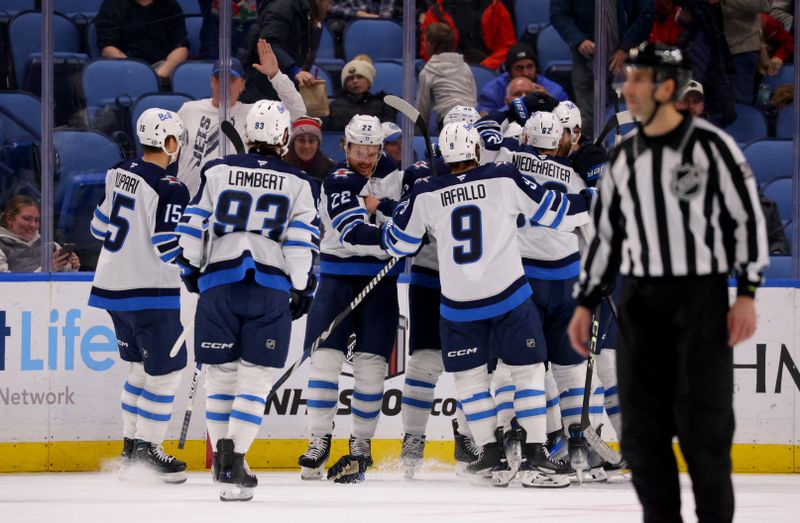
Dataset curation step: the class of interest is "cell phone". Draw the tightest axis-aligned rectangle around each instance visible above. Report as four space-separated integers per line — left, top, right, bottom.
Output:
59 243 76 255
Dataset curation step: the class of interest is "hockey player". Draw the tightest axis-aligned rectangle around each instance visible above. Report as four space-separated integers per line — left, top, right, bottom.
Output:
88 108 190 483
298 114 404 483
177 39 306 197
176 100 319 501
552 101 583 156
384 122 594 488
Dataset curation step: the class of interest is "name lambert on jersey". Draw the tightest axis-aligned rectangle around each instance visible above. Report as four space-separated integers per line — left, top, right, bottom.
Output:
228 169 287 190
440 183 486 207
114 171 140 193
514 155 571 184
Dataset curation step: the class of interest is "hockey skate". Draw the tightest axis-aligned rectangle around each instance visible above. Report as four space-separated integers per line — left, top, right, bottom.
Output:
217 439 257 501
349 436 373 468
400 433 426 480
452 419 481 476
133 440 187 484
567 424 607 483
467 441 504 476
546 428 568 461
503 418 524 472
298 433 332 480
118 437 135 479
517 443 570 488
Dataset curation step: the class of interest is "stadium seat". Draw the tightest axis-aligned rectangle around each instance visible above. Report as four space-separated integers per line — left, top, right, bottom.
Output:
0 90 41 136
723 104 767 145
321 132 345 164
743 140 793 187
1 1 34 15
87 20 99 58
82 58 159 108
514 0 550 39
131 93 194 152
310 65 335 98
9 11 83 88
54 0 103 16
764 255 793 279
776 106 793 139
537 25 571 73
762 178 794 223
53 129 122 208
176 0 201 16
469 65 497 95
172 61 214 99
316 24 344 67
786 222 797 256
763 64 794 91
57 171 107 268
184 14 202 58
342 19 402 61
372 61 411 98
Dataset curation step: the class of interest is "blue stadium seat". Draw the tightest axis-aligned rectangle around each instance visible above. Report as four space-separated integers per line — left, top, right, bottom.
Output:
537 25 571 73
131 93 194 152
9 11 83 88
53 129 122 208
321 132 345 164
514 0 550 39
776 106 793 139
0 90 41 136
372 61 410 98
184 14 202 58
763 64 794 91
469 65 497 95
57 172 107 254
316 24 344 67
723 104 767 145
764 255 794 280
1 1 34 15
87 20 99 58
763 178 794 223
172 61 214 99
743 140 793 187
54 0 103 16
82 58 159 107
413 135 438 162
343 19 402 61
176 0 201 15
786 222 797 256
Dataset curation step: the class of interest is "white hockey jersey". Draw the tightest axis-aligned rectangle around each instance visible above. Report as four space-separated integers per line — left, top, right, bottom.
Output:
89 158 190 310
177 152 319 293
386 162 590 322
319 154 404 277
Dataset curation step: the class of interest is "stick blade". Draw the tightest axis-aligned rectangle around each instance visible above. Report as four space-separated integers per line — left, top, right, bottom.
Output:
383 95 420 122
220 120 245 155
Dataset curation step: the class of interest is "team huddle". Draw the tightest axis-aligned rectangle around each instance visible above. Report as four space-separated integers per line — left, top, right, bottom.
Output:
89 83 627 501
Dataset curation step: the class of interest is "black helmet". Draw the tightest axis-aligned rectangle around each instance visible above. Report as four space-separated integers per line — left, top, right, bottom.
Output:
624 43 691 100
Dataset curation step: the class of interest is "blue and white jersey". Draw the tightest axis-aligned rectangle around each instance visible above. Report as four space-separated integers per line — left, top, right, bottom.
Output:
89 158 190 311
176 153 319 293
319 154 403 277
385 162 590 322
495 141 594 279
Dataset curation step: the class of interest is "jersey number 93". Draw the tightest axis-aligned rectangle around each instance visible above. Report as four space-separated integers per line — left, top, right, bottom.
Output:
214 190 289 241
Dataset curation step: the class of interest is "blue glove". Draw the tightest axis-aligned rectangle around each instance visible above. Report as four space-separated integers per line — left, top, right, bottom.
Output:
289 273 316 320
506 93 560 125
175 254 199 294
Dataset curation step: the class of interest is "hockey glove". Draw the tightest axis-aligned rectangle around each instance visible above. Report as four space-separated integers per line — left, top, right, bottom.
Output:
289 273 317 320
580 187 598 208
326 454 370 484
175 254 200 294
571 144 608 183
507 92 560 125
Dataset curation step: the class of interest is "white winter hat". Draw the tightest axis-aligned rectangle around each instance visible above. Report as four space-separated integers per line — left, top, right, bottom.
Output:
341 59 376 87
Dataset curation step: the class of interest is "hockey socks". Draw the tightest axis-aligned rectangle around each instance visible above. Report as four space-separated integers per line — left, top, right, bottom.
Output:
227 362 270 454
306 349 345 436
351 353 387 439
120 363 147 440
205 362 238 451
453 365 497 446
596 349 622 438
491 361 515 431
401 350 443 436
134 369 182 445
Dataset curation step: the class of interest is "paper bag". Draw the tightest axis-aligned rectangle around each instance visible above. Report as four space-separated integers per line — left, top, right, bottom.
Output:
300 80 330 117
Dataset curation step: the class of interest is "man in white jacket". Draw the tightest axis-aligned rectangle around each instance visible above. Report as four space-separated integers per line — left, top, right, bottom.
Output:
177 39 306 198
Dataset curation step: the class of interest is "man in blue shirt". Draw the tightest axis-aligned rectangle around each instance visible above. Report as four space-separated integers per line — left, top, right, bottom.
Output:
477 44 568 115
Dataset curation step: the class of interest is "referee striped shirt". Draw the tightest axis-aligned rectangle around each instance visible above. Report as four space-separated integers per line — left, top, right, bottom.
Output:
577 115 768 309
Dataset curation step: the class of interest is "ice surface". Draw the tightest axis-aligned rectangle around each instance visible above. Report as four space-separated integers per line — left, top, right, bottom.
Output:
0 469 798 523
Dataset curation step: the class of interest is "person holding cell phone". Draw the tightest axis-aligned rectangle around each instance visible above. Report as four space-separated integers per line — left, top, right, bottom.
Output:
0 195 80 273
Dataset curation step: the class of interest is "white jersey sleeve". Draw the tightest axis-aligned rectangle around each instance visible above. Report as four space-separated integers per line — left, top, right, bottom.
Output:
269 71 306 121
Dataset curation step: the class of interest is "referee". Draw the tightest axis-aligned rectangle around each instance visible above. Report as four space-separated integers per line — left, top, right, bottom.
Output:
568 43 768 523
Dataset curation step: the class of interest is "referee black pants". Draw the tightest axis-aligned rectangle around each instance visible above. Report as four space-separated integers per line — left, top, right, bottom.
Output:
617 275 735 523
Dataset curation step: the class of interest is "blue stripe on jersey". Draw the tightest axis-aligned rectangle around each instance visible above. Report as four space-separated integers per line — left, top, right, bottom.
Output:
88 293 180 311
288 220 320 237
408 271 440 288
524 260 581 280
390 225 422 245
160 248 180 263
440 278 532 322
175 224 203 239
385 237 413 257
198 256 291 293
90 225 106 240
551 194 569 228
183 207 212 218
319 260 401 277
283 240 320 251
93 208 110 224
530 191 555 223
331 207 368 230
230 409 262 425
151 233 176 245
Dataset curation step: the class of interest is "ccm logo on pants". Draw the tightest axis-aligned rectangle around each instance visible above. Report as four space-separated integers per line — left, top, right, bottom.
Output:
447 348 478 358
201 342 234 349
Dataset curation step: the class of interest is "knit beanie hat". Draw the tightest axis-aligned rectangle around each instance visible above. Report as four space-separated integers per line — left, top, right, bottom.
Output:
504 43 538 73
291 116 322 141
341 59 376 86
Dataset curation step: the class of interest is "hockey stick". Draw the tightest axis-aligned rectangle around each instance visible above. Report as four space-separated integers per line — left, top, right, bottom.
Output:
220 120 246 154
594 110 633 147
383 95 437 176
177 362 202 449
262 257 400 413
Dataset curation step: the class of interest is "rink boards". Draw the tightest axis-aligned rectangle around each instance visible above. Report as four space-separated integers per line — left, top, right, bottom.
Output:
0 274 798 473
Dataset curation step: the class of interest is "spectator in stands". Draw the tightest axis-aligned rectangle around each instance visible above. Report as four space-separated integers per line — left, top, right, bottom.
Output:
477 44 568 115
676 79 705 118
323 56 398 131
504 77 537 106
0 196 80 273
419 0 517 70
198 0 258 59
720 1 772 104
95 0 189 85
283 116 333 188
326 0 403 56
770 0 794 32
649 0 683 45
760 13 794 79
416 23 477 130
239 0 328 103
550 0 653 140
381 122 403 165
177 40 306 197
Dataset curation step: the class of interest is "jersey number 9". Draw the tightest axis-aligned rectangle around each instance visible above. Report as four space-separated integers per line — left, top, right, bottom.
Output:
214 190 289 241
451 205 482 264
